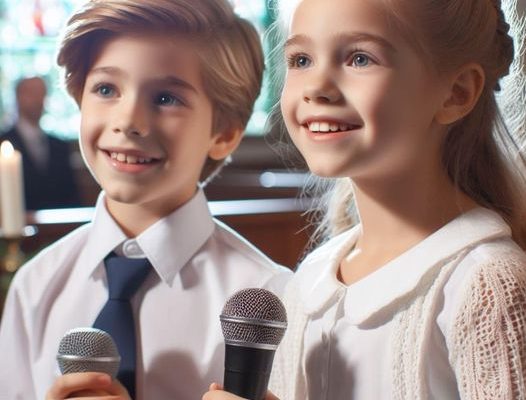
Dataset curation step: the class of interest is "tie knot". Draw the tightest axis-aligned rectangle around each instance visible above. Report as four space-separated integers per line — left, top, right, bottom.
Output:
104 253 151 301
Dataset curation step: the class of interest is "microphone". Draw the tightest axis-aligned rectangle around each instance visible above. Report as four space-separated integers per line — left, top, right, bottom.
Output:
56 327 121 377
220 288 287 400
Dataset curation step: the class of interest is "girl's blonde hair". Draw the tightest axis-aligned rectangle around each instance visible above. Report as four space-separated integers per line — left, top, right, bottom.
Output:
270 0 526 248
57 0 264 181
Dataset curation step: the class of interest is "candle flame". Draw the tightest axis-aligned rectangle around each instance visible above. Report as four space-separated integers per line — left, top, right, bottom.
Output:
0 141 14 157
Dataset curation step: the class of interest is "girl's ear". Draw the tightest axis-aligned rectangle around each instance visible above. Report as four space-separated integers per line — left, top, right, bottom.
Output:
435 63 485 125
208 127 244 161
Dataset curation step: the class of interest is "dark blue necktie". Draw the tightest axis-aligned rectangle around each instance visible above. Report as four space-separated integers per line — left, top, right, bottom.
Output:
93 252 151 399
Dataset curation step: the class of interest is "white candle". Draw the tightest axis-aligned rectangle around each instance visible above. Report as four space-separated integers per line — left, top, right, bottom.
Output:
0 141 26 237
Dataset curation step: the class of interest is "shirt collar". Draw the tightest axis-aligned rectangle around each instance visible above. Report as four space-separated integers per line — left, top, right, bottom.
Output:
300 208 511 325
80 189 215 286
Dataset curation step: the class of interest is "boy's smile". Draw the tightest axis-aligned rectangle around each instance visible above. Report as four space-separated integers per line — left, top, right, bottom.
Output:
79 33 228 231
105 148 160 173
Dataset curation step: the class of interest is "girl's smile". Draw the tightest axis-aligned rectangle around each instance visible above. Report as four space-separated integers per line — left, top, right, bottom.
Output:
301 116 363 141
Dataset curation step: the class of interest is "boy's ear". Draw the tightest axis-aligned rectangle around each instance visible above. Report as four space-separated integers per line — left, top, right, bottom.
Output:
208 127 244 161
435 63 485 125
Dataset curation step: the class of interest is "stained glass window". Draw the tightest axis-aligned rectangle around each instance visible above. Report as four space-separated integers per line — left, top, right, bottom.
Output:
0 0 273 139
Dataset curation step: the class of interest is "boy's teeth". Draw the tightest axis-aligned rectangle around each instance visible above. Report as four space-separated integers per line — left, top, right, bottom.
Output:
110 152 153 164
308 122 351 133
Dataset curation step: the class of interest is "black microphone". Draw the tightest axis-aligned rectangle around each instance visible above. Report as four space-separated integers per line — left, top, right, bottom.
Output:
56 327 121 377
220 288 287 400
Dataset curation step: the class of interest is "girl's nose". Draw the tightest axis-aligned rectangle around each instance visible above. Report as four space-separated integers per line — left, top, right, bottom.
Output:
112 98 150 137
302 71 342 104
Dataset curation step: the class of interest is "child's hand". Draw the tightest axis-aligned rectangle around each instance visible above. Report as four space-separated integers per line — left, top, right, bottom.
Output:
202 383 280 400
45 372 130 399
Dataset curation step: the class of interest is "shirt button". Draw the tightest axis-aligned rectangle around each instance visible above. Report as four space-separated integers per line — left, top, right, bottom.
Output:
123 240 142 257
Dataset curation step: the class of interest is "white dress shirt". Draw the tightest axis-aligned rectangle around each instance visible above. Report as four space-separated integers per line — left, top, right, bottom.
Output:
270 208 526 399
0 189 291 400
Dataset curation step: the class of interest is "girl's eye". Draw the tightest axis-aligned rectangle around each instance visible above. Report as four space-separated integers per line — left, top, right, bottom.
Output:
351 53 371 68
287 54 312 69
154 92 183 106
95 84 115 97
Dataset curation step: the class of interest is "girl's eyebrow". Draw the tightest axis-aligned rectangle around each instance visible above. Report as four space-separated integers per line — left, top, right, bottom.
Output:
87 66 124 77
284 32 396 54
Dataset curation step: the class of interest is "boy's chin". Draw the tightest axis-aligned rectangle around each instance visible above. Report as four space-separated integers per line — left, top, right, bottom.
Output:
103 189 146 206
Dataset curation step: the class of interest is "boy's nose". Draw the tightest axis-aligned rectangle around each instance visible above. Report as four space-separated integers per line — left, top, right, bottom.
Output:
302 71 342 104
112 98 150 137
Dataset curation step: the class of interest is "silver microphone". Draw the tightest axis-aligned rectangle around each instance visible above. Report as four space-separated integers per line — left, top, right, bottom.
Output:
56 327 121 378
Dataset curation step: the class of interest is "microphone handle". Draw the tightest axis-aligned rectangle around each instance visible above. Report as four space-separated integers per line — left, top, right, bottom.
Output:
223 344 276 400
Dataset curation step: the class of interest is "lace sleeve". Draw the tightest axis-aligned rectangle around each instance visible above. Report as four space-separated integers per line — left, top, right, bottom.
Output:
449 256 526 399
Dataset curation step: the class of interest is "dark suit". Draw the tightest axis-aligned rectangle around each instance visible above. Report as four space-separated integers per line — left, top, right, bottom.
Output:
0 126 80 210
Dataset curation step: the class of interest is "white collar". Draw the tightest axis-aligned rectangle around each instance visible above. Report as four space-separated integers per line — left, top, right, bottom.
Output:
298 208 511 325
79 189 215 286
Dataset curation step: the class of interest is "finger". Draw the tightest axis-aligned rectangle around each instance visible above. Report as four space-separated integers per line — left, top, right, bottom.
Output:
46 373 111 399
106 379 131 397
69 397 122 400
71 379 130 397
202 391 246 400
266 390 280 400
68 397 123 400
209 382 223 391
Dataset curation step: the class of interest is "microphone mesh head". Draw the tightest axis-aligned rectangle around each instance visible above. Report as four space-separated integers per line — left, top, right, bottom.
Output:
57 327 120 377
220 288 287 349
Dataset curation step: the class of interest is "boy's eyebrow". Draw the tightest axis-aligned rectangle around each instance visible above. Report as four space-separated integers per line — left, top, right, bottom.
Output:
153 76 198 93
284 32 396 53
87 67 198 93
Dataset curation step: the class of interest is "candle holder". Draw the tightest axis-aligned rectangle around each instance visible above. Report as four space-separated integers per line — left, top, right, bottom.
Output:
0 225 37 273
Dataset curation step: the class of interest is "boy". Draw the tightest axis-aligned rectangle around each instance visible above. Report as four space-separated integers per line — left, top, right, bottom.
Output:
0 0 291 399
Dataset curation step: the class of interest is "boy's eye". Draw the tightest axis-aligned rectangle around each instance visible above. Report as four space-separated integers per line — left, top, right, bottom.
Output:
95 84 115 97
351 53 370 68
287 54 312 69
154 92 183 106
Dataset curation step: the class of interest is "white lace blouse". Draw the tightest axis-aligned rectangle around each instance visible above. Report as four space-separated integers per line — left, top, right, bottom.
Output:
269 208 526 399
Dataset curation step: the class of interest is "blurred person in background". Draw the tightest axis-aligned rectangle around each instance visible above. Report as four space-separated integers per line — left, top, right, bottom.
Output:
0 76 80 209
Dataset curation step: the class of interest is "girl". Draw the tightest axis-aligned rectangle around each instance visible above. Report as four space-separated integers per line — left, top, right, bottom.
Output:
204 0 526 398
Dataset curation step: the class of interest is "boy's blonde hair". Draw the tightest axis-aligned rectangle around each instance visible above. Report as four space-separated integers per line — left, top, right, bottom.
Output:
57 0 264 180
271 0 526 249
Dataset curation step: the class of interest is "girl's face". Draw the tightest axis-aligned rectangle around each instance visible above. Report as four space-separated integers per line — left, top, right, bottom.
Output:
281 0 450 183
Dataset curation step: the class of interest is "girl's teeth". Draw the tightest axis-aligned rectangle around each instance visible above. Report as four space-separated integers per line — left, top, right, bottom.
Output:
308 122 352 133
319 122 330 132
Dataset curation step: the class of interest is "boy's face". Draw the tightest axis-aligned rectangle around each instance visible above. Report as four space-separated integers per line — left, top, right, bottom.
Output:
80 34 232 220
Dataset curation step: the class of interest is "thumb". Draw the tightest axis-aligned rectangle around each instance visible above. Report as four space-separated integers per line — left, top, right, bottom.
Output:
209 382 223 391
